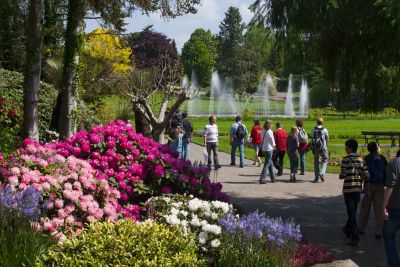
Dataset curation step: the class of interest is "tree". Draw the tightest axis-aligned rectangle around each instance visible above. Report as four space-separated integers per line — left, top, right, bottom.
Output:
128 28 179 137
81 27 132 103
250 0 400 111
22 0 45 140
216 7 261 93
0 0 28 71
126 57 197 142
181 28 217 87
53 0 201 139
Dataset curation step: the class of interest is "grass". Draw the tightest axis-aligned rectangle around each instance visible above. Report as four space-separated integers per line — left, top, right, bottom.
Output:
190 117 400 174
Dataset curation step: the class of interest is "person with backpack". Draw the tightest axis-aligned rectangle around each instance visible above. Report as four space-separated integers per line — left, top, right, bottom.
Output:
259 120 276 184
181 112 193 161
230 115 248 168
339 139 369 247
383 150 400 267
273 122 288 176
358 142 387 239
296 118 308 175
310 118 329 183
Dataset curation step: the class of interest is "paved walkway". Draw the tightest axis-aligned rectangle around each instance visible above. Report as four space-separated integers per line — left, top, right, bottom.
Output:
189 144 391 267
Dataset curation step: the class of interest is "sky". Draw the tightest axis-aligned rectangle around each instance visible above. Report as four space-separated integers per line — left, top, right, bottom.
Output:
85 0 255 52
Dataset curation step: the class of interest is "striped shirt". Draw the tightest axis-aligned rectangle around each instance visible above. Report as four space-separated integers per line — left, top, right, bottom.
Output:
340 153 369 193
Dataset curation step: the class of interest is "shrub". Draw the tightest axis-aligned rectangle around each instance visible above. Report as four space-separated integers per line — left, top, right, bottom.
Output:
95 95 134 125
147 194 233 256
219 211 302 266
42 220 206 266
0 143 119 239
0 68 57 148
0 187 53 267
293 240 335 266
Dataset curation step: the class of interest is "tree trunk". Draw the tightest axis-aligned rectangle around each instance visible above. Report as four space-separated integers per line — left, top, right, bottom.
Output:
134 108 152 138
57 0 85 139
22 0 45 140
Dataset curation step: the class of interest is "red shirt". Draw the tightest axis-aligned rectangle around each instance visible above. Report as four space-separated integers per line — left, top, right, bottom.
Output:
250 125 263 144
274 128 288 151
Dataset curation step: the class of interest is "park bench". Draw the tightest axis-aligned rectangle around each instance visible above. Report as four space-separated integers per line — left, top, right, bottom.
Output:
361 131 400 148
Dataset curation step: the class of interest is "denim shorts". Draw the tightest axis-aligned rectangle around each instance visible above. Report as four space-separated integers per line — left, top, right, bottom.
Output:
253 143 262 150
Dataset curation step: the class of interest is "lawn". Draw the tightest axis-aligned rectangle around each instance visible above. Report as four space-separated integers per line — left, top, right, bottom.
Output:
190 117 400 174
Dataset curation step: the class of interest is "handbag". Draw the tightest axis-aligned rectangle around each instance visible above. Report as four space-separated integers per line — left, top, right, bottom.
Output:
258 130 268 157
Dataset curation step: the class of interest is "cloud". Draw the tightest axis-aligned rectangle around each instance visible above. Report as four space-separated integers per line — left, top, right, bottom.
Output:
239 3 253 23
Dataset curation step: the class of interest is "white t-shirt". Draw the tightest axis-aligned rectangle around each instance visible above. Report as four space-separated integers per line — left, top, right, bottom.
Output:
261 129 275 151
204 124 219 143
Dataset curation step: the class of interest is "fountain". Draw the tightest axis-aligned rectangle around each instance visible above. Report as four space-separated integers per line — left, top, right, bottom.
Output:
209 71 221 115
186 72 200 115
255 73 272 116
299 78 309 116
285 74 295 117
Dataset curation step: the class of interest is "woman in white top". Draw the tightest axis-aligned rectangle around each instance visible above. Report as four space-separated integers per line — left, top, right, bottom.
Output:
259 120 276 184
204 115 221 170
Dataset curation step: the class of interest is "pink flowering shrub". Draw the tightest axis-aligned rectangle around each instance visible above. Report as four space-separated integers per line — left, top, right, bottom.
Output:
0 145 119 240
0 120 227 226
46 121 228 212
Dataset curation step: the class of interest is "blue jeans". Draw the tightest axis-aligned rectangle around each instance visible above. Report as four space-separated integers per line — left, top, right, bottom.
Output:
343 192 361 242
299 150 307 173
383 208 400 267
231 138 244 166
181 138 190 160
260 150 276 182
289 154 299 174
313 147 328 180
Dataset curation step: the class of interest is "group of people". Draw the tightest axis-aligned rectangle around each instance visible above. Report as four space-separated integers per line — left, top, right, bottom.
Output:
338 138 400 265
166 109 193 160
170 111 400 265
203 115 329 184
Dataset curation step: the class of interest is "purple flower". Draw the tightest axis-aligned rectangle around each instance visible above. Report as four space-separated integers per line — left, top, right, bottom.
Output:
0 185 42 219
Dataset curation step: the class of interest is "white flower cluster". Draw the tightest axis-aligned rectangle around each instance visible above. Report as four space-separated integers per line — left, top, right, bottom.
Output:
149 195 233 252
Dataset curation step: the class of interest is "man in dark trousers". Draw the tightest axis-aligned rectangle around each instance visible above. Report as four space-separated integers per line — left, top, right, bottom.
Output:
273 122 288 176
181 112 193 161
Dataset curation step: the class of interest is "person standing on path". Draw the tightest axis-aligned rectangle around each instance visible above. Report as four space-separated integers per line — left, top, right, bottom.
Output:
287 127 300 183
273 122 288 176
181 112 193 161
383 150 400 267
339 139 368 247
259 120 276 184
358 142 387 239
250 119 263 166
204 115 221 170
311 118 329 182
296 118 308 175
230 115 248 168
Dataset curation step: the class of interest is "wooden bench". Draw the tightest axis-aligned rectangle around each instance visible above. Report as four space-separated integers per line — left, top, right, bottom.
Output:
361 131 400 148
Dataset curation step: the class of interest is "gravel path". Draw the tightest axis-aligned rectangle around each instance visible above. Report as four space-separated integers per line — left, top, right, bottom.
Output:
188 143 391 267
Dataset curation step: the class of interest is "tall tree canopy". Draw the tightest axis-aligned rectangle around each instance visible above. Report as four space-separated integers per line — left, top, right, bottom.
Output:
250 0 400 111
181 28 217 87
216 6 261 93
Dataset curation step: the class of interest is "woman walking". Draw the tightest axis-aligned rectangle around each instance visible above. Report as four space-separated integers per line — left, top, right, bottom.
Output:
296 118 308 175
204 115 221 170
259 120 276 184
250 119 263 166
287 127 300 182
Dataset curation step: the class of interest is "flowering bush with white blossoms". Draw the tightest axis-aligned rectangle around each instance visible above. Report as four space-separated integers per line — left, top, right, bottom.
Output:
147 194 233 255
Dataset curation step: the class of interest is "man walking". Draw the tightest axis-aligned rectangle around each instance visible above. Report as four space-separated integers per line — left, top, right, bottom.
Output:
311 118 329 182
273 122 288 176
339 139 368 247
181 112 193 161
204 115 220 170
230 115 248 168
358 142 387 239
383 150 400 266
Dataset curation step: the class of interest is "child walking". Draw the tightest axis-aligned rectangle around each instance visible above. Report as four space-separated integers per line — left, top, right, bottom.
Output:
287 127 300 182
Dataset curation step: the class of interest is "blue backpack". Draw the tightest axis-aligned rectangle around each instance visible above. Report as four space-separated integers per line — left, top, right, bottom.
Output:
366 155 386 183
